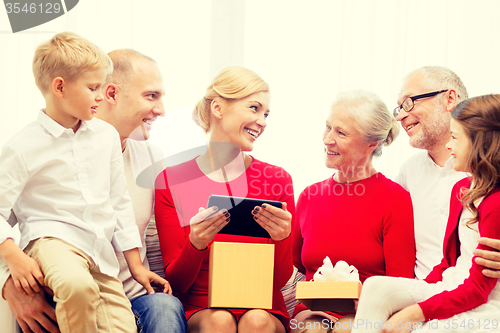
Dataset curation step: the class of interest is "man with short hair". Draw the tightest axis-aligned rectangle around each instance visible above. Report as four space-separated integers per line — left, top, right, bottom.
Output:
395 66 500 280
0 49 188 333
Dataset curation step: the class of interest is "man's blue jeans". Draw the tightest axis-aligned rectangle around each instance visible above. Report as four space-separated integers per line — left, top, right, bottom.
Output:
131 293 188 333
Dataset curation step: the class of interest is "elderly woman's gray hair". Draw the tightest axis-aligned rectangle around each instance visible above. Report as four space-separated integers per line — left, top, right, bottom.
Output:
331 90 399 157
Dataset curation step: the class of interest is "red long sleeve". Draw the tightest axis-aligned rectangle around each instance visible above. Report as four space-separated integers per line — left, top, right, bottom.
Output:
154 156 294 321
292 173 415 283
419 179 500 320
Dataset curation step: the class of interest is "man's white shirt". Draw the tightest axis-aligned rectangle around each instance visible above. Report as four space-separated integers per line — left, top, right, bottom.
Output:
395 150 468 280
117 139 164 300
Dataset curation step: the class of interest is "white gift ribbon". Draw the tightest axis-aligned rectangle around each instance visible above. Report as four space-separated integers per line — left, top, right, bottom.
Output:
312 256 360 282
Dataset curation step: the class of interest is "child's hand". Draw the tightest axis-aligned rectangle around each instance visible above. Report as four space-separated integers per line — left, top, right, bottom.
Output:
0 239 44 296
124 247 172 294
6 249 44 296
131 265 172 295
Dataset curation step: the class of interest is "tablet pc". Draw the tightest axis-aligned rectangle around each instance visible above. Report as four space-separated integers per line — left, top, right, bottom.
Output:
206 195 282 238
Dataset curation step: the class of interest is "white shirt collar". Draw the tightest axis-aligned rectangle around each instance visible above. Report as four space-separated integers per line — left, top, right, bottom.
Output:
38 109 96 137
424 151 455 171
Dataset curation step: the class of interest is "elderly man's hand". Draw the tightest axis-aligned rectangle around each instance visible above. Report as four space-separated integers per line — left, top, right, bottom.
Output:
474 237 500 278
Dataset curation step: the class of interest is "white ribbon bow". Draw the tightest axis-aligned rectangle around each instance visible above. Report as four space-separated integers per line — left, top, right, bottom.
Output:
312 256 360 282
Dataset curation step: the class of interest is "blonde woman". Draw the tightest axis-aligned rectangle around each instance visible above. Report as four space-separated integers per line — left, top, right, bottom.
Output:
155 66 294 333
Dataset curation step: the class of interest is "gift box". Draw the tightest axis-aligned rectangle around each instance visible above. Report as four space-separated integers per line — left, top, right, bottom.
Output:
296 281 362 312
208 241 274 309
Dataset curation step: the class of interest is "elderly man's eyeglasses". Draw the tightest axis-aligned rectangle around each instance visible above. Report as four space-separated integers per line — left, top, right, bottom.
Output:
393 89 448 118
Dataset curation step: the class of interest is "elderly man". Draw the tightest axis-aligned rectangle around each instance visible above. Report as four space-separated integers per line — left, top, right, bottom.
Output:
395 65 500 280
0 49 188 333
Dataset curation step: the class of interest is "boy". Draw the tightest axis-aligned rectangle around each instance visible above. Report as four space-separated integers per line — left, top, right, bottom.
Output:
0 32 170 333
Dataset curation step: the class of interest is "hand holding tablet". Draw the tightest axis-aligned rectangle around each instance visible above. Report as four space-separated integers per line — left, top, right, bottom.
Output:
252 201 292 241
189 206 231 250
206 195 291 240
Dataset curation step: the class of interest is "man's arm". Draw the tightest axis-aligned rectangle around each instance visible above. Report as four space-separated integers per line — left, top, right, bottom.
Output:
3 276 59 333
0 227 59 333
474 237 500 278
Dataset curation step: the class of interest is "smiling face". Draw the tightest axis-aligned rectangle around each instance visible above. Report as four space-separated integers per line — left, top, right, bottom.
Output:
116 59 165 142
397 72 451 150
323 106 375 172
446 118 471 172
211 91 270 151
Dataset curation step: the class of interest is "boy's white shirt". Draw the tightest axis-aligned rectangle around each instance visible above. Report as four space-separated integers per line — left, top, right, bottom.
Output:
0 110 141 282
0 137 165 300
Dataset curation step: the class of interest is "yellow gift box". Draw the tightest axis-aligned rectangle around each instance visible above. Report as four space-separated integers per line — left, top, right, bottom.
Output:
296 281 362 312
208 242 274 309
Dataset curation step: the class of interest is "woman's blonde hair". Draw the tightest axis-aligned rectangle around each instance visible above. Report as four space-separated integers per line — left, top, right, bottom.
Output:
452 94 500 225
193 66 269 133
33 31 112 93
331 90 399 157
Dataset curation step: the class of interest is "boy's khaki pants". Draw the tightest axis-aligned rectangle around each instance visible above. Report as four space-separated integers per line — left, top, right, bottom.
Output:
26 237 136 333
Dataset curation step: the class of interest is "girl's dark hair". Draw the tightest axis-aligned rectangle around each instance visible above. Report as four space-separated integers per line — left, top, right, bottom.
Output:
452 94 500 225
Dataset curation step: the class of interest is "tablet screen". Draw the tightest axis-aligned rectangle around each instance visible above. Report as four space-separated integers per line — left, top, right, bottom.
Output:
206 195 282 238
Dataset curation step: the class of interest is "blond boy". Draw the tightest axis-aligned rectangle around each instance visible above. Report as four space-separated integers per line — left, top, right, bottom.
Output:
0 32 170 333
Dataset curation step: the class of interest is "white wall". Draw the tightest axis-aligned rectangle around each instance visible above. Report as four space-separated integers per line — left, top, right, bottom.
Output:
240 0 500 193
1 0 500 194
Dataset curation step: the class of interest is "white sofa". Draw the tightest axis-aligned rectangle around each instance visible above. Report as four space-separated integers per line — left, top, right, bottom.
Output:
1 289 20 333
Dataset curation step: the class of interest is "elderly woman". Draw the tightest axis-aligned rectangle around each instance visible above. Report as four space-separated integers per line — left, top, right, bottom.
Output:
155 66 294 333
291 90 416 333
